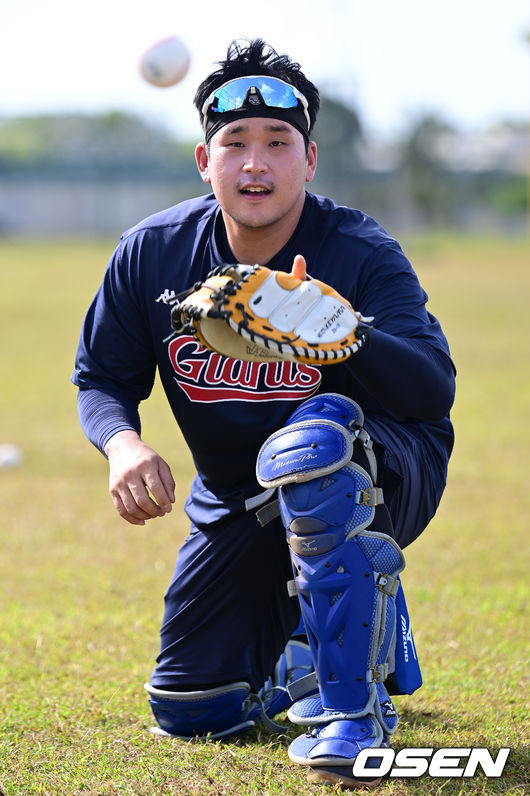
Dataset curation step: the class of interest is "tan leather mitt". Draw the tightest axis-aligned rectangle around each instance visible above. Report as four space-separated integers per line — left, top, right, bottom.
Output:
169 264 372 365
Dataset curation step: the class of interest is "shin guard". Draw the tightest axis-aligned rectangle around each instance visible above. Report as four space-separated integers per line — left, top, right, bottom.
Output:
256 393 420 767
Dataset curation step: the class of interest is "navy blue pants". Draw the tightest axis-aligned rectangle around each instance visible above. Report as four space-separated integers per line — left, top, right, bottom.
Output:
151 421 447 692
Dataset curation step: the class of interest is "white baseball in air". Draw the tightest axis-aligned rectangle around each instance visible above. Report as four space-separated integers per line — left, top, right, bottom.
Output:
0 443 23 468
139 36 191 87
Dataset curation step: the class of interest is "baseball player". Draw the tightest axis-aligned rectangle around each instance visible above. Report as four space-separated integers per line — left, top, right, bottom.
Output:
72 39 455 789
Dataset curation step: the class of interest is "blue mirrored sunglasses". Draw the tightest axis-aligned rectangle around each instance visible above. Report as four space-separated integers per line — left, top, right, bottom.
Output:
201 75 310 132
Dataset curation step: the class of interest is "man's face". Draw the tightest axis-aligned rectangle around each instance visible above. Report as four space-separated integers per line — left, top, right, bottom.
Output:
196 117 317 236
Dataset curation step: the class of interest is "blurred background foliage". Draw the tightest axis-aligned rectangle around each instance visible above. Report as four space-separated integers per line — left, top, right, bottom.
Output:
0 95 526 237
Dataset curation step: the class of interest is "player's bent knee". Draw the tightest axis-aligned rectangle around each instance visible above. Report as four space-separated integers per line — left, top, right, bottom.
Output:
257 393 383 540
144 681 256 739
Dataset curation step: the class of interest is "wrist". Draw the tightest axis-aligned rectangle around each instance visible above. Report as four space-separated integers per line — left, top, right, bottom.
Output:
104 429 141 458
356 322 372 352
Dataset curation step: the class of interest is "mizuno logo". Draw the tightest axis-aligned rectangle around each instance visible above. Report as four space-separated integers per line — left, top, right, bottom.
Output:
401 614 417 662
381 699 397 718
300 540 318 551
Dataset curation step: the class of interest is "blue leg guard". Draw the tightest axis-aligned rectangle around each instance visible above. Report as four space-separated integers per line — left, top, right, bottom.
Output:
256 393 421 778
145 638 313 739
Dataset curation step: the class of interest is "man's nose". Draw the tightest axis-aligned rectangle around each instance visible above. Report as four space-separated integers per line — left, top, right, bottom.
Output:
242 147 268 173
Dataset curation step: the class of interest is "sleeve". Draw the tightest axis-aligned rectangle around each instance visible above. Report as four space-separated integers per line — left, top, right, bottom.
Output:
77 387 141 454
343 243 456 421
347 331 455 421
71 237 157 448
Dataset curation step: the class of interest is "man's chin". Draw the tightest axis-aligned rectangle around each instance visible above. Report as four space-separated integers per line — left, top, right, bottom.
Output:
229 201 294 230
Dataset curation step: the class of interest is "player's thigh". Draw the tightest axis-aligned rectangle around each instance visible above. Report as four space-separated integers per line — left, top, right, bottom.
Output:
153 510 298 690
366 418 446 549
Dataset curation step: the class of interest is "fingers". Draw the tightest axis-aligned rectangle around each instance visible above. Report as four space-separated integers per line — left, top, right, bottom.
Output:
106 433 175 526
291 254 307 282
112 491 148 526
157 459 176 507
111 475 167 525
142 465 174 515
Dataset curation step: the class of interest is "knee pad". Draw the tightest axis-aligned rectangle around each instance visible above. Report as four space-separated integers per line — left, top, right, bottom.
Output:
257 392 379 492
145 639 315 740
255 393 421 740
144 681 256 740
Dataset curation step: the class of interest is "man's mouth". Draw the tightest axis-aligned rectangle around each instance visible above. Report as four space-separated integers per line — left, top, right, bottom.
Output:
239 185 272 196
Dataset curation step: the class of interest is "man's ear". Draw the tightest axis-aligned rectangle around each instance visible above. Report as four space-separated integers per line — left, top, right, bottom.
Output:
305 141 317 183
195 142 210 182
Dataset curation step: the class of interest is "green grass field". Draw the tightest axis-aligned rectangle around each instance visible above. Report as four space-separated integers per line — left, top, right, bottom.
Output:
0 234 528 795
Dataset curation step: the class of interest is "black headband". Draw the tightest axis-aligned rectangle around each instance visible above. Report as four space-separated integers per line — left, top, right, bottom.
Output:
204 104 310 146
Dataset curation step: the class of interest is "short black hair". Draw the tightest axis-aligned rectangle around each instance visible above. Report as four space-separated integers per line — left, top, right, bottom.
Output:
194 39 320 135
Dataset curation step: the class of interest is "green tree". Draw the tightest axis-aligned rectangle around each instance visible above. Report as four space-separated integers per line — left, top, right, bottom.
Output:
311 94 363 202
0 112 196 176
398 114 455 225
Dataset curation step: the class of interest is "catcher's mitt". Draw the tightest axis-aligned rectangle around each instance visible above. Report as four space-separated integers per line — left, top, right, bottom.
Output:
169 264 373 365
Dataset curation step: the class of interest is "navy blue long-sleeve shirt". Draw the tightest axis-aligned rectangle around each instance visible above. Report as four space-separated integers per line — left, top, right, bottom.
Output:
73 192 455 525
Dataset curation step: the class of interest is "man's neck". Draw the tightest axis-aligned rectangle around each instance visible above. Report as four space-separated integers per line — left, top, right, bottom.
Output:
221 196 306 265
224 225 288 265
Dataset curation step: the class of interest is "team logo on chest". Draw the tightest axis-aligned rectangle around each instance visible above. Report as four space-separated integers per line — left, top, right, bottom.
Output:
168 335 321 402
